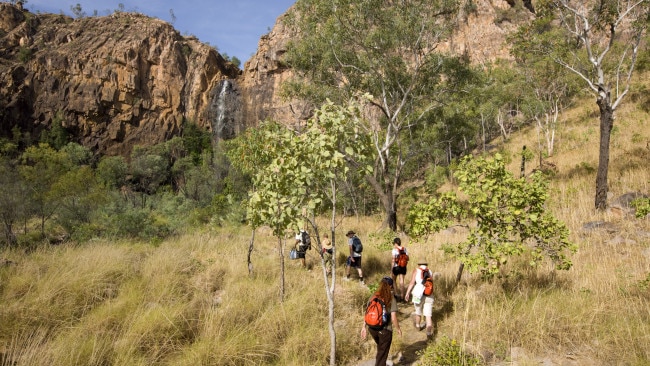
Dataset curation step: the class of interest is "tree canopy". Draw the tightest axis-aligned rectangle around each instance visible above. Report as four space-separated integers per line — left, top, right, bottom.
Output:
283 0 475 230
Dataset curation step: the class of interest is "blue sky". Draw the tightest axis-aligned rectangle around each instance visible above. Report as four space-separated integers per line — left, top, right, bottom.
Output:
25 1 296 64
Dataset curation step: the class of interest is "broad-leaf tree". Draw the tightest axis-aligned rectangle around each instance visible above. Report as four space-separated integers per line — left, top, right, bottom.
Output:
284 0 472 230
512 0 649 209
231 98 372 365
408 154 576 280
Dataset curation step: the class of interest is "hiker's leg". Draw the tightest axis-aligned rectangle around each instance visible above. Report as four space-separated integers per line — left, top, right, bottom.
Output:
345 257 351 278
374 328 393 366
356 256 363 280
414 302 424 329
423 297 434 336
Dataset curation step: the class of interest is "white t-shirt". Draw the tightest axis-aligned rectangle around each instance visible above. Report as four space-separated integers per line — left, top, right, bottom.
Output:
392 246 408 267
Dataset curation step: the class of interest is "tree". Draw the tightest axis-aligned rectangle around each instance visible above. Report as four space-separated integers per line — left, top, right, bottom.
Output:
96 155 128 189
229 98 373 366
70 3 85 18
407 154 576 280
0 158 29 246
284 0 473 230
50 166 107 236
19 144 73 238
512 0 649 209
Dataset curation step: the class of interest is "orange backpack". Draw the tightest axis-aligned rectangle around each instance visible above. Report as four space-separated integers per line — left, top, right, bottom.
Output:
396 247 409 267
364 295 388 330
422 268 434 296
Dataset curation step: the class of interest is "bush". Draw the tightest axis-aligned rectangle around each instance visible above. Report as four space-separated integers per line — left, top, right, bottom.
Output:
418 336 481 365
631 197 650 218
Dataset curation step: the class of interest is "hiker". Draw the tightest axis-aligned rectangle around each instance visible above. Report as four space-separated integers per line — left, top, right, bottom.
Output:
344 230 364 284
321 233 333 275
294 228 310 268
404 259 434 337
391 237 408 302
361 276 402 366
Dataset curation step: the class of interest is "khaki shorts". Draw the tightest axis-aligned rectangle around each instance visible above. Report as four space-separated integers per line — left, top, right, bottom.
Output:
413 295 434 317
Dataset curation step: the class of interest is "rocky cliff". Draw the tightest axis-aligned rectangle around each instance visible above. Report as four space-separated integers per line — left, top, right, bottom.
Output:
0 3 242 156
237 0 530 130
0 0 528 157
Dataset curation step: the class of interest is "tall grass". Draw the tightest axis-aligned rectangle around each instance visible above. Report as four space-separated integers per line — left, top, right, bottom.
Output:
1 87 649 365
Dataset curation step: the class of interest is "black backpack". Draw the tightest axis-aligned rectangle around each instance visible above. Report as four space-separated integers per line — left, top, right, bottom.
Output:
301 231 311 250
352 237 363 253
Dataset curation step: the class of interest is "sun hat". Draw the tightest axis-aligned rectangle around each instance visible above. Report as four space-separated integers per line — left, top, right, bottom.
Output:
417 259 428 265
346 230 356 236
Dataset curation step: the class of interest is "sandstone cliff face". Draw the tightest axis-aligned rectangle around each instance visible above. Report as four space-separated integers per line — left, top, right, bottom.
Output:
0 1 528 157
0 4 241 156
238 4 311 130
238 0 530 131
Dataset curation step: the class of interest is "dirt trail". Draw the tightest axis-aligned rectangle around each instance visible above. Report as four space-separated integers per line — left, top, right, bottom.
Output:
355 298 438 366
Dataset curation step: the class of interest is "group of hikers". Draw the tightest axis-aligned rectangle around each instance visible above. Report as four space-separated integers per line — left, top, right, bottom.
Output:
292 229 435 366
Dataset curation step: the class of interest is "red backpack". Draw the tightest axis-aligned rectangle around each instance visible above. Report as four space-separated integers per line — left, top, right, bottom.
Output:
422 268 434 296
396 247 409 267
364 295 388 330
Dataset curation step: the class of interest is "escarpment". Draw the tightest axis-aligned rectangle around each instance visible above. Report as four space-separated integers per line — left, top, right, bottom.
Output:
0 4 241 156
0 0 530 157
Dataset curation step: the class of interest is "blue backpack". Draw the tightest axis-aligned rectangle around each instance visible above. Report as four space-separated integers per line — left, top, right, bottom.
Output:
352 237 363 253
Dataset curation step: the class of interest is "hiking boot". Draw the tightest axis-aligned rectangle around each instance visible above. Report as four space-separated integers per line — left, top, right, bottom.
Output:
426 326 433 337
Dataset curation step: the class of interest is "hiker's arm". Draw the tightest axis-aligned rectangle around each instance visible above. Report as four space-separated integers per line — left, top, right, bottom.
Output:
391 311 402 336
360 324 367 340
404 269 417 301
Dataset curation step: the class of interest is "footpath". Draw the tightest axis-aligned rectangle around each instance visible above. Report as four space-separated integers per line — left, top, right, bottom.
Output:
355 297 433 366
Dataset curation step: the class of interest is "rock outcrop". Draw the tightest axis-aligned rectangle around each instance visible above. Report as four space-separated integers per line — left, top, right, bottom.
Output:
0 0 529 157
0 4 241 156
238 0 530 130
238 4 311 130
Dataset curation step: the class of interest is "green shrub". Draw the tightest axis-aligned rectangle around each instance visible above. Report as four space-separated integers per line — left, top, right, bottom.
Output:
17 46 32 63
631 197 650 219
418 336 481 365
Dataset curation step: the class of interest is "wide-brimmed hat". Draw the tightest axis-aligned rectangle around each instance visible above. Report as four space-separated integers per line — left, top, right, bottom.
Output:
346 230 355 236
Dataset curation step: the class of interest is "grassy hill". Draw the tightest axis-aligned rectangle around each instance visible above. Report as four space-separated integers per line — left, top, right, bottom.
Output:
1 77 649 365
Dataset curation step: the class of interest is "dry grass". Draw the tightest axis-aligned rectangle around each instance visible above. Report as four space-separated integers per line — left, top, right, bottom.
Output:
1 87 649 365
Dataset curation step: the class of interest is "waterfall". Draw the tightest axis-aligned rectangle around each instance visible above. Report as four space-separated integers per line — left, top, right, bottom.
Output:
213 79 230 140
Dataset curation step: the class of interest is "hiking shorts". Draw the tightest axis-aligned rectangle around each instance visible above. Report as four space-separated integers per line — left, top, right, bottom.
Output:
392 265 407 276
413 295 434 317
346 255 362 268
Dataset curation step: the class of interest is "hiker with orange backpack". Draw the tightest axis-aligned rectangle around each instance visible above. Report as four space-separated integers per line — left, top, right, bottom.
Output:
390 237 409 302
404 259 435 338
360 277 402 366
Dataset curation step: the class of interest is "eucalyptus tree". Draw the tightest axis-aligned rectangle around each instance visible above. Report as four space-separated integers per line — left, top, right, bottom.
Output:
512 0 649 209
19 144 74 238
0 158 28 246
283 0 473 230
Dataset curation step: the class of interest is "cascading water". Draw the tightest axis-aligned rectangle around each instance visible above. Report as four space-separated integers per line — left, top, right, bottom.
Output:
213 79 230 140
208 79 242 142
